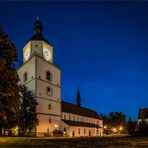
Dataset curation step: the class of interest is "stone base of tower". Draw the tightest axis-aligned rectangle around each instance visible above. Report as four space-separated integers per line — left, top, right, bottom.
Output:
36 114 61 136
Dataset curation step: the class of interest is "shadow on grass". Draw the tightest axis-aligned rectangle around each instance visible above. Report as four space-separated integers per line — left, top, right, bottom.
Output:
0 136 148 148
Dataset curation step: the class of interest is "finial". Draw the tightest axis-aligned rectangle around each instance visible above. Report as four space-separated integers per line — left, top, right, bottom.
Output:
34 17 43 34
37 16 39 20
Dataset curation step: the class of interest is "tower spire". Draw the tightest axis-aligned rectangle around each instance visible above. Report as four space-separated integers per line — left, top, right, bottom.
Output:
34 16 43 34
76 86 81 107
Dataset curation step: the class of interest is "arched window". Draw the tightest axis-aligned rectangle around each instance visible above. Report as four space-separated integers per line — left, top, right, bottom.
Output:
64 114 66 120
69 115 71 120
46 71 52 81
48 104 52 110
84 128 86 134
64 127 66 132
78 128 80 134
23 72 27 82
96 130 99 135
49 117 51 123
46 86 53 96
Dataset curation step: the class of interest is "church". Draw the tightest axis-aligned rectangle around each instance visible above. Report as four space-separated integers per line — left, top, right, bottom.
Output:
18 18 103 137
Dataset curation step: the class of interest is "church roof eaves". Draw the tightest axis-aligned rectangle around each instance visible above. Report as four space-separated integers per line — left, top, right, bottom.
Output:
62 119 100 128
29 33 51 45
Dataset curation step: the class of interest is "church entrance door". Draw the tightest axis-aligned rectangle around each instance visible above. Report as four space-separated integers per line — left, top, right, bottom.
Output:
72 131 75 137
89 130 91 136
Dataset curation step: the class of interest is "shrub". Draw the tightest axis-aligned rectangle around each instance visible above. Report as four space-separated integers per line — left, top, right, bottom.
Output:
53 129 63 135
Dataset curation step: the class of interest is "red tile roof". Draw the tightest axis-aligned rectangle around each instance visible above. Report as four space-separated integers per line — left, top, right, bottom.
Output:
62 119 99 128
61 101 101 119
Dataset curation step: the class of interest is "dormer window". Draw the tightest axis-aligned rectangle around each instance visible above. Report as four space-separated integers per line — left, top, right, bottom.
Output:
46 71 52 81
23 72 27 82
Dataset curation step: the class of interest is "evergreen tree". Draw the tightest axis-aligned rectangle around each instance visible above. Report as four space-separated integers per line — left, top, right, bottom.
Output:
19 85 38 134
0 27 20 135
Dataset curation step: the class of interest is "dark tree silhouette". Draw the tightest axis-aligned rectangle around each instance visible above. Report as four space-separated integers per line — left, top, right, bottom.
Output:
0 27 20 135
126 118 137 135
100 112 126 134
109 112 126 128
137 120 148 136
19 85 38 135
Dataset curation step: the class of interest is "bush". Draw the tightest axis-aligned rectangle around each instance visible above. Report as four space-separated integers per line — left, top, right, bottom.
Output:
44 133 50 137
53 129 63 136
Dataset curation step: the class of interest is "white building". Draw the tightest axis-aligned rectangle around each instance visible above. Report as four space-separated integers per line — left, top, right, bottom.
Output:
138 108 148 125
18 18 103 137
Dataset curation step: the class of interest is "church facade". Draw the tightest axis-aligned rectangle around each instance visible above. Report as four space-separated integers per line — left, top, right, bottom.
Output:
18 18 103 137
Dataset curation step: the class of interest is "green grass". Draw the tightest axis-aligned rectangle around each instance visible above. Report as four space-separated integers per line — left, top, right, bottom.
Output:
0 136 148 148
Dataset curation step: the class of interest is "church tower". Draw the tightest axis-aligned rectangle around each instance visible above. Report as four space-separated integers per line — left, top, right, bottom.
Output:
18 18 61 135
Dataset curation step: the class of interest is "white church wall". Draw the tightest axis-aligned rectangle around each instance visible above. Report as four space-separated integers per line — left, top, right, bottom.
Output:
62 112 103 128
36 114 61 135
61 121 70 136
61 112 103 137
36 56 61 87
68 126 99 137
18 56 36 93
138 119 148 125
36 96 61 116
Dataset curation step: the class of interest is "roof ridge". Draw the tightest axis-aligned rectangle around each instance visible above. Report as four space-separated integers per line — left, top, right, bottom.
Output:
62 100 96 112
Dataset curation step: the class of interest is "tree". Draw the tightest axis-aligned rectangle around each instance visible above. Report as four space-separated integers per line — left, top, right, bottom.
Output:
0 27 20 135
109 112 126 128
126 118 137 135
100 113 109 126
100 112 126 134
100 113 111 134
137 120 148 136
19 85 38 135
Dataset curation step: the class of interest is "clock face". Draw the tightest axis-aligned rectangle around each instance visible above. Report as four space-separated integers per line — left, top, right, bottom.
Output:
43 48 51 61
24 49 30 61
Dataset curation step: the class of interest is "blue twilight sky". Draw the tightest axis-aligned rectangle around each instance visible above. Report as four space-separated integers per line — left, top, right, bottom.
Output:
0 1 148 120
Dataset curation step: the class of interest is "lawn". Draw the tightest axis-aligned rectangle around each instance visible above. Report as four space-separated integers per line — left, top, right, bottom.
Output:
0 136 148 148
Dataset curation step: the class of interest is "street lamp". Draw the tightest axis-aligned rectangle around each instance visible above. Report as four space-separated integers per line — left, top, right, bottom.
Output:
112 128 117 132
119 126 123 130
54 124 58 128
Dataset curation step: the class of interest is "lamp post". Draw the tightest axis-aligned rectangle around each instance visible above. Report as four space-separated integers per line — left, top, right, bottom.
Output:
119 126 123 134
54 124 58 130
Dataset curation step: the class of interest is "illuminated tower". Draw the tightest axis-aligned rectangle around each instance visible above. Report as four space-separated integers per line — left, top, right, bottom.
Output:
18 18 61 135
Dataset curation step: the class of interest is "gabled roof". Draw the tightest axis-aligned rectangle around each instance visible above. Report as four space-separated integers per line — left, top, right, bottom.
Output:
61 101 101 120
62 119 99 128
138 108 148 119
